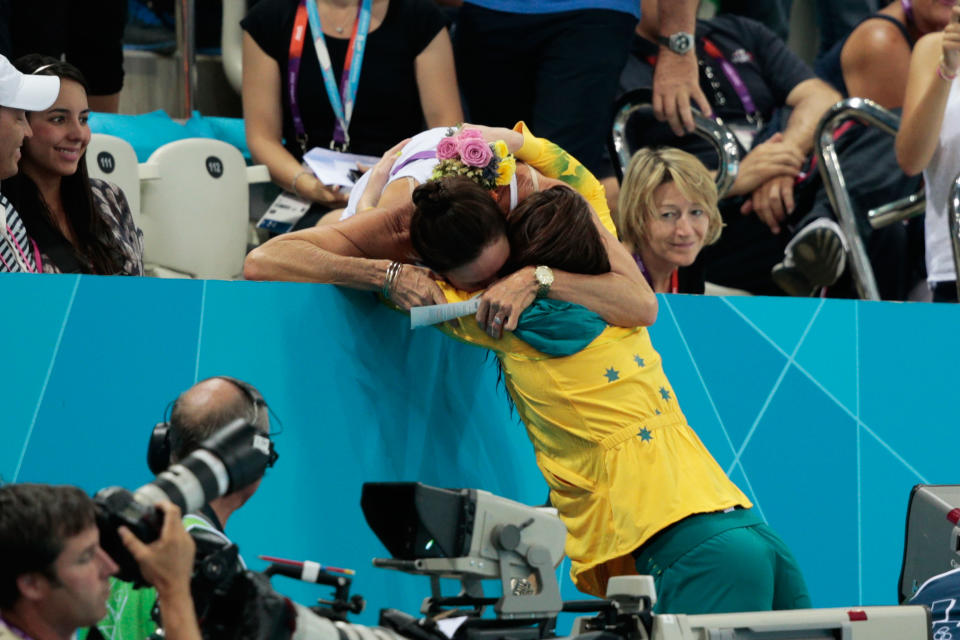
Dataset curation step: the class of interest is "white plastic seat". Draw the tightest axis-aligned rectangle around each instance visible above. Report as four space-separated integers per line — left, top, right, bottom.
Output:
85 133 146 226
139 138 251 279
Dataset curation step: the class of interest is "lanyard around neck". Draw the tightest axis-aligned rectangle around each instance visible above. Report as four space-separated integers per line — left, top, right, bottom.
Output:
701 37 761 126
633 253 679 294
901 0 914 28
0 217 42 273
289 0 373 153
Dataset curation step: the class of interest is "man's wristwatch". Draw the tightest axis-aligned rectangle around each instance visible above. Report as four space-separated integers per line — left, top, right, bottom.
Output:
658 32 694 55
534 265 554 298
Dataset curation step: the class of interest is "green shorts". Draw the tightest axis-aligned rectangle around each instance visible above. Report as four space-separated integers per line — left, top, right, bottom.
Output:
633 508 811 614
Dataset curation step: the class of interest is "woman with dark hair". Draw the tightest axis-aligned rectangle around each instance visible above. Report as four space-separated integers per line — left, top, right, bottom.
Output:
246 123 656 336
409 176 507 290
409 182 811 615
2 55 142 275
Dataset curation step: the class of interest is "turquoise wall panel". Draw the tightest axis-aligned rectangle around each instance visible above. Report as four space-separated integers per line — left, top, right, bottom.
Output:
3 274 957 625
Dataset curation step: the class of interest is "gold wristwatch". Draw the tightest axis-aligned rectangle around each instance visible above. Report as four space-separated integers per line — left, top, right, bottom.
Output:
534 265 554 298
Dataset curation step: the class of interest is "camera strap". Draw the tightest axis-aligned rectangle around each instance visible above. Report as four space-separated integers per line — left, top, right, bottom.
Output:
85 627 106 640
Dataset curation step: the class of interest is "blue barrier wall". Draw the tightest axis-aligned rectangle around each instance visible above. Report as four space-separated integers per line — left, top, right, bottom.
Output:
4 274 959 626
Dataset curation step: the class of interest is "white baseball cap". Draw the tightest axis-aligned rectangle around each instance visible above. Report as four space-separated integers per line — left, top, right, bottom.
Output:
0 54 59 111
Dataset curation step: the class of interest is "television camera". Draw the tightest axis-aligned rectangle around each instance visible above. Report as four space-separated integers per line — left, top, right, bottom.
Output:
361 482 933 640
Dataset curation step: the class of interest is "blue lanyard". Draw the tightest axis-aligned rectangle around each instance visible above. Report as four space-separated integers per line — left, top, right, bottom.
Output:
304 0 373 151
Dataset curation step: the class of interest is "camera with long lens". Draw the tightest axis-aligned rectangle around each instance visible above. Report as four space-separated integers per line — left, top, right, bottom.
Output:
94 418 277 585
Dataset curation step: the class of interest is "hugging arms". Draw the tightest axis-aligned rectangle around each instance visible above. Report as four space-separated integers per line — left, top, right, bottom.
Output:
244 123 657 332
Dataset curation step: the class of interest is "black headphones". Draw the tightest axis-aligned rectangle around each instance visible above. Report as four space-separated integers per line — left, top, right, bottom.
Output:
147 376 276 475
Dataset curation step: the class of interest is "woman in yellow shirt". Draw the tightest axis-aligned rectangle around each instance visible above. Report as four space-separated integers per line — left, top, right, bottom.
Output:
410 177 810 614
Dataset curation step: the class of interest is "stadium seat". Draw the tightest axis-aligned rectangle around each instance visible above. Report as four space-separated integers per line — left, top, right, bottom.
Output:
85 133 159 227
140 138 252 279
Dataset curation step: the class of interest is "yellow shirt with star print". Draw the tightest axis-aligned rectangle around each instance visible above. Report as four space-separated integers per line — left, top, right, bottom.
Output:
438 286 751 597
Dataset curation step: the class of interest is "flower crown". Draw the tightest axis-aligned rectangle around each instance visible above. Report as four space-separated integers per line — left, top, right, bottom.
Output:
430 126 516 190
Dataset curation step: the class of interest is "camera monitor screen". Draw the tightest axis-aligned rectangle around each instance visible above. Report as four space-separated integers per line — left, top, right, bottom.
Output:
361 482 473 560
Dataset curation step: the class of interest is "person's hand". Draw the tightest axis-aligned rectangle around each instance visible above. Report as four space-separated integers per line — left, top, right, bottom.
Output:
388 264 447 309
301 176 349 207
741 174 797 234
726 133 804 198
942 5 960 74
461 123 524 153
652 52 713 136
475 267 537 339
363 138 410 176
118 501 195 596
356 138 410 211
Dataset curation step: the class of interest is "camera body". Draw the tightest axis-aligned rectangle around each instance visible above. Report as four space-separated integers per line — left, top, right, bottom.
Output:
95 418 275 585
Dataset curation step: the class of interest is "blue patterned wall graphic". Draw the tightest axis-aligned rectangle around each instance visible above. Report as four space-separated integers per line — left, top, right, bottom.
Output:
4 274 959 625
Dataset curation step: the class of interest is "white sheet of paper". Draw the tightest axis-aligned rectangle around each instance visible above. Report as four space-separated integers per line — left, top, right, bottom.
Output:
435 616 469 639
410 297 481 329
303 147 380 188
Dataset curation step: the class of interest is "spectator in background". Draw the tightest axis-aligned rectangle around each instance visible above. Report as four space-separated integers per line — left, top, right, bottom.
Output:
619 0 921 299
895 4 960 302
716 0 878 58
616 147 722 294
2 56 143 275
241 0 462 229
0 483 201 640
622 0 840 296
454 0 707 213
0 53 59 273
0 0 127 113
816 0 955 109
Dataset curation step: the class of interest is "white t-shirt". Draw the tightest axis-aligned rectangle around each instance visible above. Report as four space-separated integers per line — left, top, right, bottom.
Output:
341 128 448 219
341 128 519 219
923 79 960 285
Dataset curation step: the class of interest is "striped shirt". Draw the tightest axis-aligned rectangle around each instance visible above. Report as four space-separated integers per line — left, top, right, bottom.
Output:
0 194 40 273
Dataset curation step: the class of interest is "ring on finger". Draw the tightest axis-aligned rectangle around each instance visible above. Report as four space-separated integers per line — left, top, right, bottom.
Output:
492 316 504 325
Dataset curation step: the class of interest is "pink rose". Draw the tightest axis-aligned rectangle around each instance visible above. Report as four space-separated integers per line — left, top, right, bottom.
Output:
436 136 460 160
457 128 484 141
460 139 493 167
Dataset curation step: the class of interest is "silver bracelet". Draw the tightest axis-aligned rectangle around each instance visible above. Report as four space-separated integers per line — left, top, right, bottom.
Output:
291 170 312 197
382 261 403 300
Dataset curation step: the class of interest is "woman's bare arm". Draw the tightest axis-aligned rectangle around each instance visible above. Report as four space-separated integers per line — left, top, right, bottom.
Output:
472 127 658 331
414 28 463 127
355 139 410 212
243 205 446 307
242 33 347 206
896 31 956 175
476 202 657 337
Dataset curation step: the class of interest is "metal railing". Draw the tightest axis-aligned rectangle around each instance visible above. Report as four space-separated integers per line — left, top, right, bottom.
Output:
813 97 926 300
176 0 197 117
948 173 960 299
610 88 740 197
867 191 925 229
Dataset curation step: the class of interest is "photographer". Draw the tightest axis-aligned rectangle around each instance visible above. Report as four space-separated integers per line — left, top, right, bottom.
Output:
0 484 200 640
85 376 275 640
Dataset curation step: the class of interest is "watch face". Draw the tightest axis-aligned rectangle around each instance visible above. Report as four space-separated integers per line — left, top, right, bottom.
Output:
536 266 553 286
535 266 553 296
671 33 693 54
